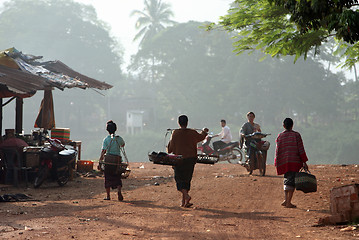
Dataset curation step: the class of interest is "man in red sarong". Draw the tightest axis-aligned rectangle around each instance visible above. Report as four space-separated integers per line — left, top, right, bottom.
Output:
275 118 308 208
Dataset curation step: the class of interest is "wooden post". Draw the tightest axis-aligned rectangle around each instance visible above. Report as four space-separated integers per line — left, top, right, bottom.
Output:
0 98 2 136
15 97 23 134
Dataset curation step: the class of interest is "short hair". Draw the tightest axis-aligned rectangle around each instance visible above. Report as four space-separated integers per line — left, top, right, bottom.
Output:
106 120 117 134
178 115 188 127
247 112 255 117
220 119 226 124
283 118 294 130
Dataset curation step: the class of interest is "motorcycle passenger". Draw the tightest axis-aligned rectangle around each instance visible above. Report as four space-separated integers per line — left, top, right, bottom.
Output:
213 119 232 152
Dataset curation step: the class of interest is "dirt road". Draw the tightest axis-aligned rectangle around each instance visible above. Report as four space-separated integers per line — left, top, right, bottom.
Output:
1 163 358 239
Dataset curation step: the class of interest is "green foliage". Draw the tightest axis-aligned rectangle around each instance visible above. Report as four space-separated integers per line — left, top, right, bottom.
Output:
299 119 359 164
131 0 176 46
0 0 123 84
215 0 324 61
0 0 125 160
270 0 359 43
129 21 343 127
213 0 359 68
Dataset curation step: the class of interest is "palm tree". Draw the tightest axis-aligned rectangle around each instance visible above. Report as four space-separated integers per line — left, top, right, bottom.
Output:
131 0 176 46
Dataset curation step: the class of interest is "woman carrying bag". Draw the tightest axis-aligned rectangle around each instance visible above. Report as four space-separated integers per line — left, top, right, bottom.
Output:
98 120 126 201
274 118 309 208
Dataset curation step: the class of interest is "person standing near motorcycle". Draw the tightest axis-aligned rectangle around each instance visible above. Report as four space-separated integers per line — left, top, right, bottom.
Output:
212 119 232 152
240 112 261 136
98 120 125 201
240 111 261 152
167 115 208 208
275 118 309 208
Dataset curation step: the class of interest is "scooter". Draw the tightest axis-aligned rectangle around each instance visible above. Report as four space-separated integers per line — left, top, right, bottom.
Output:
34 138 77 188
241 132 270 176
197 135 243 164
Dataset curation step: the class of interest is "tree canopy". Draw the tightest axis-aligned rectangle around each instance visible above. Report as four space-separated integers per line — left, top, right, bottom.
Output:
0 0 123 83
129 21 343 126
0 0 125 159
212 0 359 68
131 0 176 47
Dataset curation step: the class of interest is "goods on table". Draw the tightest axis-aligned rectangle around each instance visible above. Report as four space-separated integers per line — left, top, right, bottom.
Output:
51 128 70 143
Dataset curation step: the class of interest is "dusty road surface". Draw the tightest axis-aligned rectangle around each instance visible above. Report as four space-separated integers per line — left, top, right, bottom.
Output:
1 163 358 240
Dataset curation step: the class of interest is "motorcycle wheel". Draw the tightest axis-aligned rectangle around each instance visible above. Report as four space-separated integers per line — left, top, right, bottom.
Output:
248 152 256 175
228 147 243 164
34 165 49 188
258 152 266 176
57 165 70 187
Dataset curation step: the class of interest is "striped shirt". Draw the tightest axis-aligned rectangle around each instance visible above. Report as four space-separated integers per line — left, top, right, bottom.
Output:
274 130 308 175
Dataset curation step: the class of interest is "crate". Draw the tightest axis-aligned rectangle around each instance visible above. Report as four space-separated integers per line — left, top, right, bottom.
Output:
51 128 70 143
77 160 93 172
24 147 42 168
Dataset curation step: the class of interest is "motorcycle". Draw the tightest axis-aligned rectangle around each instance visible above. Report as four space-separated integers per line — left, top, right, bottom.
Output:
241 132 270 176
34 137 77 188
197 135 243 164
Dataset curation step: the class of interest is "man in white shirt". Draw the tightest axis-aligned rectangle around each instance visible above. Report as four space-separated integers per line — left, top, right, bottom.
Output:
213 119 232 152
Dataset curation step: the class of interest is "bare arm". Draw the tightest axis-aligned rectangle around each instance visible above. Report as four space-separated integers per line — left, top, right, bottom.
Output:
255 123 261 132
98 149 106 170
303 162 309 171
99 149 106 161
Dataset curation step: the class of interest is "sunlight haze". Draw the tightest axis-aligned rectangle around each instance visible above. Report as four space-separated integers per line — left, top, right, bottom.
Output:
75 0 233 63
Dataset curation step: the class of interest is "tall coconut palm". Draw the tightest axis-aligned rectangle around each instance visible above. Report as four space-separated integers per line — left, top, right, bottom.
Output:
131 0 176 46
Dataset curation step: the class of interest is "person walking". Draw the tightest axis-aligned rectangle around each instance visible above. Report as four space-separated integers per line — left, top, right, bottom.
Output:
167 115 208 208
98 120 125 201
274 118 308 208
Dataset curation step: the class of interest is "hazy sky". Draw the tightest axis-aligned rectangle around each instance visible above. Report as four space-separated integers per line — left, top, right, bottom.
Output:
75 0 233 63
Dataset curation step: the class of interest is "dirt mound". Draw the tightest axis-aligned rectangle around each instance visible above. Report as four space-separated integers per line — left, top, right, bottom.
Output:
0 163 358 239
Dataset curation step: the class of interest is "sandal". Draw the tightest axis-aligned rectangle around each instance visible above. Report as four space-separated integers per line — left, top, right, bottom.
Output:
118 192 124 201
184 203 193 208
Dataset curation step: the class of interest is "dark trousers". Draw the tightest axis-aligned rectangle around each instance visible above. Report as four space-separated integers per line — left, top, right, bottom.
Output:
173 158 196 191
213 140 227 151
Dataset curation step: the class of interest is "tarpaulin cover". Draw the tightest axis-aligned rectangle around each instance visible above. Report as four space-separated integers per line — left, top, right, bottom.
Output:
34 89 55 130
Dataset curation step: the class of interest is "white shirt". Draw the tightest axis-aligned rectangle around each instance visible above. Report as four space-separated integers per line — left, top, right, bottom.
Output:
218 125 232 143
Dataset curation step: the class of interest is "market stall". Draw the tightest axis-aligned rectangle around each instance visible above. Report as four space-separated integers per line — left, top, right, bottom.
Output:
0 47 113 185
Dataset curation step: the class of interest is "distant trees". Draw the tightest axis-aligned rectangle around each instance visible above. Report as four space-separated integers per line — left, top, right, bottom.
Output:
0 0 123 83
0 0 125 159
130 0 176 83
127 20 358 164
129 21 343 127
131 0 176 46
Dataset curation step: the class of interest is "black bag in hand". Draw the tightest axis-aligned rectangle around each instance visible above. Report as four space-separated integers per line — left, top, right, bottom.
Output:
295 169 317 193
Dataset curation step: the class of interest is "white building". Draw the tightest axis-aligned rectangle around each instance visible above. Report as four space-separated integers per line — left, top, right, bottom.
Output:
126 110 144 135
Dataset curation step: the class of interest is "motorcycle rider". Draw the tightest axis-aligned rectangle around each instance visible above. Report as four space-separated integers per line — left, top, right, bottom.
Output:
239 112 263 164
240 112 261 136
213 119 232 152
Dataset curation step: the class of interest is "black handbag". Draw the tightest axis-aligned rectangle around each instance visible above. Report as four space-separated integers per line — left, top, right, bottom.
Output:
295 168 317 193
